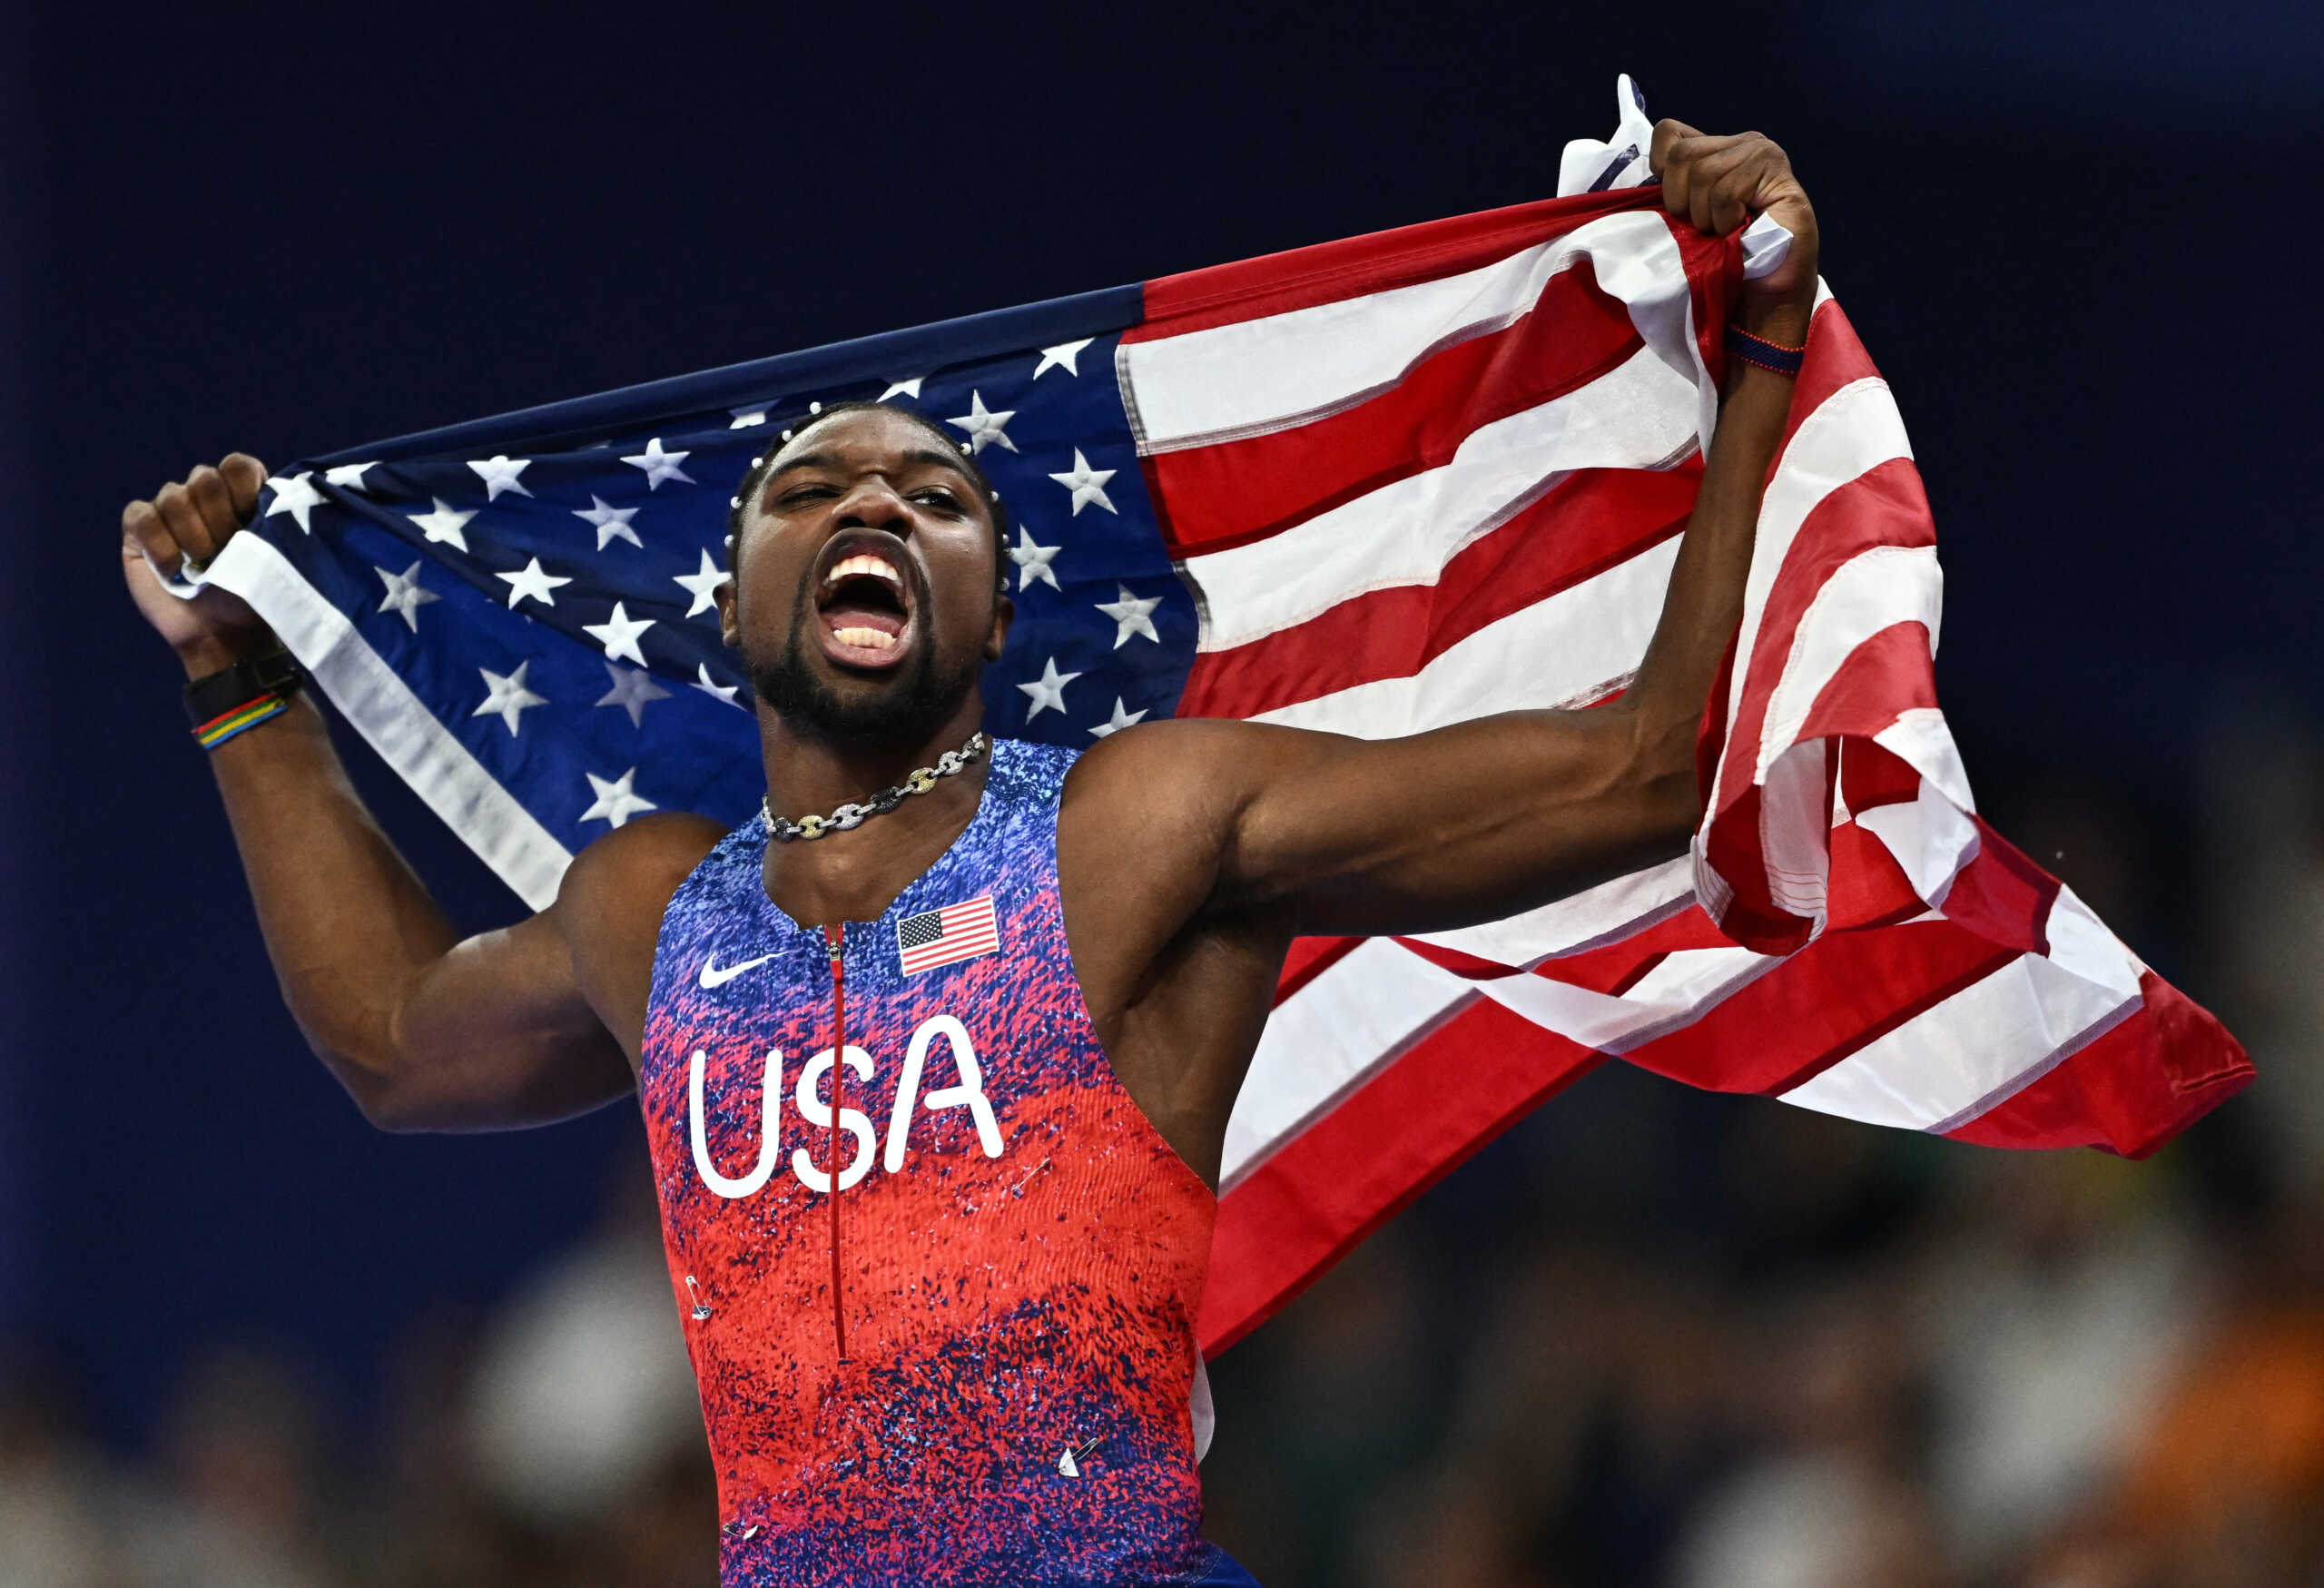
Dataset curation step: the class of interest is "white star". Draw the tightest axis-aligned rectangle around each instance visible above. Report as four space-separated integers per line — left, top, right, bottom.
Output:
374 560 439 631
879 377 924 400
729 408 767 429
579 766 657 829
1009 527 1062 593
408 498 477 552
621 438 694 490
946 390 1018 455
594 659 671 727
693 663 743 707
496 556 573 609
1088 697 1148 739
1017 656 1081 721
471 661 548 736
572 495 642 550
265 472 324 534
583 601 655 666
1095 584 1162 647
324 461 377 490
672 548 730 617
468 455 533 500
1048 449 1118 516
1034 338 1095 379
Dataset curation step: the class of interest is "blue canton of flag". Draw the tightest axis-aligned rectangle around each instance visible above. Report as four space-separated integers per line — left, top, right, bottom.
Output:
197 287 1192 908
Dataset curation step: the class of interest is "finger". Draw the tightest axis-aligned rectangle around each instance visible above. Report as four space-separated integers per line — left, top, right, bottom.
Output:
1683 140 1759 233
1648 118 1702 174
220 453 267 521
185 465 242 555
153 481 218 566
122 499 184 580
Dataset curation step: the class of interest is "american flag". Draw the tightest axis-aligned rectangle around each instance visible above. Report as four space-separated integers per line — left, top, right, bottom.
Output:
896 897 1002 978
185 79 2250 1355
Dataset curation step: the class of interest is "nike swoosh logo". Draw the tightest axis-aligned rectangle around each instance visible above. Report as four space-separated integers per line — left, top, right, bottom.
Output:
698 952 775 990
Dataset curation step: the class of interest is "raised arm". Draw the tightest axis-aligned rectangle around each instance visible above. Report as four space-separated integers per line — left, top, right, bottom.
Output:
118 459 713 1130
1071 123 1817 943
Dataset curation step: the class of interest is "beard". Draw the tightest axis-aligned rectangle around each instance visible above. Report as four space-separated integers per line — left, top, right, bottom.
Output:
748 579 978 748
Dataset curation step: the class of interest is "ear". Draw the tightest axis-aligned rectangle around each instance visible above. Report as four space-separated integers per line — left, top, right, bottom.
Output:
715 572 741 649
982 592 1014 664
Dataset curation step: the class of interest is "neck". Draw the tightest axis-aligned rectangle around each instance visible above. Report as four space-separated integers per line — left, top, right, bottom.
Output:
753 693 993 927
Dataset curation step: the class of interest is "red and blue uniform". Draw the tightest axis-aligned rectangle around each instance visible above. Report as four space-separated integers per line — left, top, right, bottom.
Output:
639 739 1253 1586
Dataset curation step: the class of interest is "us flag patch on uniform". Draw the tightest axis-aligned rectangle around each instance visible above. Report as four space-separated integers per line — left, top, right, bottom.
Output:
897 896 1001 976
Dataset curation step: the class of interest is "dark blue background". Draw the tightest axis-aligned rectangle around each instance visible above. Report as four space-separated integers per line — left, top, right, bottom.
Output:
6 0 2319 1443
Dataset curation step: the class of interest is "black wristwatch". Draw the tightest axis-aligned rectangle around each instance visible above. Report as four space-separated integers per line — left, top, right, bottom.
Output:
183 646 308 730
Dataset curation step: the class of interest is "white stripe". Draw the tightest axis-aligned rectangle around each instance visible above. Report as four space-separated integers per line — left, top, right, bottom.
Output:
1472 944 1775 1052
1222 940 1472 1189
1856 772 1982 911
1711 378 1912 814
201 533 574 910
1125 210 1699 452
1779 949 2138 1132
1408 856 1695 968
1754 545 1943 782
1184 346 1699 650
1244 537 1678 735
1874 707 1974 813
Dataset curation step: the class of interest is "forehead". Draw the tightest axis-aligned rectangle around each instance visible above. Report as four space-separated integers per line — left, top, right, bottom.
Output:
768 408 959 472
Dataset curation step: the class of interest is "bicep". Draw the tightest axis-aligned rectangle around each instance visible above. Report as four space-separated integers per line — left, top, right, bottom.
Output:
375 904 635 1133
1211 705 1697 938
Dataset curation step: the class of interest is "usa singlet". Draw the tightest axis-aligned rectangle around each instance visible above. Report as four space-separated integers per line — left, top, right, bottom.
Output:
638 739 1236 1586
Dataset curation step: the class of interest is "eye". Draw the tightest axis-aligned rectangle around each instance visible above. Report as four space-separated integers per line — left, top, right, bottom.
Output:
912 487 962 513
779 484 836 507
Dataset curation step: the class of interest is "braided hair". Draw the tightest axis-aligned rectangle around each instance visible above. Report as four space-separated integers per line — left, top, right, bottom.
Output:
724 401 1013 594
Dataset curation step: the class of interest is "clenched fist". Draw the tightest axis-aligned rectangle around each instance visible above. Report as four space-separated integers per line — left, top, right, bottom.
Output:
120 454 275 674
1649 121 1818 340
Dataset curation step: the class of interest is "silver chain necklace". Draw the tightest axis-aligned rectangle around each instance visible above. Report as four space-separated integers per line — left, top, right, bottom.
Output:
761 731 990 842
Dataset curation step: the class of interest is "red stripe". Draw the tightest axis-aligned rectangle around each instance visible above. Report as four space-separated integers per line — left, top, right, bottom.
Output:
1147 271 1641 557
1943 971 2253 1158
1274 936 1362 1005
1200 996 1603 1353
1797 621 1940 755
1134 187 1669 340
1177 466 1699 720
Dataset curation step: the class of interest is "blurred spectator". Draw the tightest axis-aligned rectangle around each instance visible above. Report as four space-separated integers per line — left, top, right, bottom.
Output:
0 1346 123 1588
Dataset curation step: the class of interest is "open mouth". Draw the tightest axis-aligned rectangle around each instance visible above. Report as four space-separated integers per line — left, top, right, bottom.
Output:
813 542 916 667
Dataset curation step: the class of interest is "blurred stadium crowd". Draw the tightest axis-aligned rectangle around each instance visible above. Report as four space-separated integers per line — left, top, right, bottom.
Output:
4 705 2319 1588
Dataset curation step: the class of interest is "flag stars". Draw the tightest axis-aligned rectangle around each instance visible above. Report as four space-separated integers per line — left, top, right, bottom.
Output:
409 498 477 553
729 408 768 429
1089 698 1147 739
595 660 671 727
573 495 643 550
1033 338 1094 379
1009 527 1062 592
497 557 573 609
947 390 1018 455
472 661 548 736
583 602 656 666
265 472 324 534
468 455 533 500
374 561 439 631
1048 449 1117 516
673 549 730 617
1017 656 1081 721
694 663 743 707
579 766 656 829
1095 584 1162 647
324 461 377 491
879 377 924 401
622 438 694 489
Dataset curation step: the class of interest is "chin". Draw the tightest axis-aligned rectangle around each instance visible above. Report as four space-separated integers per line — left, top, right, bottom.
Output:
750 630 975 748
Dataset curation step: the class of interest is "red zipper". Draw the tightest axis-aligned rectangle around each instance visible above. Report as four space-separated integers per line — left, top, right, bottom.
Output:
823 922 849 1363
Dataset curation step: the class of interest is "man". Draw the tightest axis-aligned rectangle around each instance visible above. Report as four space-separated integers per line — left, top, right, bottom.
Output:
119 121 1816 1586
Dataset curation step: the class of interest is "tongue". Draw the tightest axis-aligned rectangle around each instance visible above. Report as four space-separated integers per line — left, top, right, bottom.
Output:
823 603 904 638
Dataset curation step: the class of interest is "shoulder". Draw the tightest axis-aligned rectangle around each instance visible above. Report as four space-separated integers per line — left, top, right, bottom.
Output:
555 812 731 932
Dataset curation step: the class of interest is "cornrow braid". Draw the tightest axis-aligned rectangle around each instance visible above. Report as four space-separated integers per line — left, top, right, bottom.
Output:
723 400 1013 593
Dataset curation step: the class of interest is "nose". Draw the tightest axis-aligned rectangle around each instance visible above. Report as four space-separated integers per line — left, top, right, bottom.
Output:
830 475 912 537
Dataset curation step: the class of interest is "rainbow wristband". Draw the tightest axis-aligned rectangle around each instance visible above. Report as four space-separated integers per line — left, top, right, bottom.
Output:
193 693 291 750
1726 324 1806 377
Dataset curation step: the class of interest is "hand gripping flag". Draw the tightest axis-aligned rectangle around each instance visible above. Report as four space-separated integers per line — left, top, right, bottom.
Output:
182 78 2251 1353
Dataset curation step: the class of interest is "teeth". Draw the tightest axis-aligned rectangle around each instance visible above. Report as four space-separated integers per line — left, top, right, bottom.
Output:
832 626 896 651
823 554 904 589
